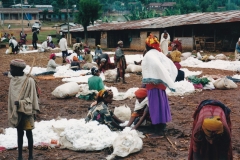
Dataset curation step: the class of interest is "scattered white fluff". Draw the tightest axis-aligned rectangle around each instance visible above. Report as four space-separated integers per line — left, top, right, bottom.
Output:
0 119 120 151
166 80 195 96
24 65 47 75
114 105 131 121
104 69 117 82
181 57 240 71
180 68 202 77
125 64 142 73
106 127 143 159
125 73 130 78
105 86 119 97
208 55 215 60
54 66 90 78
62 75 92 83
203 82 215 90
52 82 80 98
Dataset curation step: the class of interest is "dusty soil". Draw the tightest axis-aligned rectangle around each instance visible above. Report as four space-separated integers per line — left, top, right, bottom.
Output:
1 39 240 159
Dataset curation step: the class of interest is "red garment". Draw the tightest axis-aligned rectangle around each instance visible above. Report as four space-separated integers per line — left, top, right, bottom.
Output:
173 40 182 52
146 83 166 90
189 105 232 160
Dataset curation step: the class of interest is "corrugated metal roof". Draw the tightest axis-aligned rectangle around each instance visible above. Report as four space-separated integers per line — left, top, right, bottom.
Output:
0 8 39 13
68 11 240 33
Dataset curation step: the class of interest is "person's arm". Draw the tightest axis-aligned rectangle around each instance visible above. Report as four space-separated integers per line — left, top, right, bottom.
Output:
112 114 124 123
126 114 137 127
50 60 59 68
132 107 149 130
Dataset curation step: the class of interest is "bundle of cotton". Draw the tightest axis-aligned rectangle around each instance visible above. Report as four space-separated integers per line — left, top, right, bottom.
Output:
166 80 195 96
208 55 215 60
54 66 89 78
62 75 92 83
105 86 119 98
106 127 143 160
113 88 139 101
232 74 240 79
104 69 117 82
180 57 203 67
114 105 131 121
24 65 47 75
52 82 80 98
125 64 142 73
109 54 143 65
180 68 202 77
196 52 202 60
215 54 227 60
181 52 192 61
60 119 118 151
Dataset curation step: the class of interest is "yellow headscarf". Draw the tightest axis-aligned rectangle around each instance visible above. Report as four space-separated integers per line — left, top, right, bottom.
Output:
145 33 161 52
202 116 224 137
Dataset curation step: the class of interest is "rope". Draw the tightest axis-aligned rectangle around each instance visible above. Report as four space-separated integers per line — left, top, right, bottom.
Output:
10 57 35 119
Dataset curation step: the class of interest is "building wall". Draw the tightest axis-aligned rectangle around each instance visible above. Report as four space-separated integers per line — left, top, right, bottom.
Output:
175 37 193 51
88 38 96 48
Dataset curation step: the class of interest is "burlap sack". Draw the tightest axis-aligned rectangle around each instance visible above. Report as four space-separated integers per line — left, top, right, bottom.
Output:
213 77 238 89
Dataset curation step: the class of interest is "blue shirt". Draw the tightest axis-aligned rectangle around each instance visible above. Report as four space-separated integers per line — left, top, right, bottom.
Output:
236 43 240 53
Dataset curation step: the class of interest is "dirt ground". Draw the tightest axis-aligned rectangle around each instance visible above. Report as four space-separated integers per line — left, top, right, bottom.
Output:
1 41 240 160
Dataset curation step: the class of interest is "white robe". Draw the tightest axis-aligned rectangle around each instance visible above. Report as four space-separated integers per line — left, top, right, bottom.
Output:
160 33 170 55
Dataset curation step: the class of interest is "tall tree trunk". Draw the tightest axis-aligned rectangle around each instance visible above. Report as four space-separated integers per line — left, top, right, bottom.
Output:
84 25 88 44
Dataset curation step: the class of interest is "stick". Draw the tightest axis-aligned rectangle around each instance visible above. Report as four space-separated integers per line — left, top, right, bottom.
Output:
166 136 177 151
10 57 35 119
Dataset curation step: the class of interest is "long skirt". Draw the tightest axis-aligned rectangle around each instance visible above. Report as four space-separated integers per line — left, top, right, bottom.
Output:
147 88 172 124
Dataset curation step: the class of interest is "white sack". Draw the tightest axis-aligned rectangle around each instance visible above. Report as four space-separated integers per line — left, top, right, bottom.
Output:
125 64 142 73
106 128 143 160
208 55 215 60
52 82 80 98
215 54 227 60
114 105 131 122
181 52 192 61
104 69 117 82
196 52 202 60
213 77 238 89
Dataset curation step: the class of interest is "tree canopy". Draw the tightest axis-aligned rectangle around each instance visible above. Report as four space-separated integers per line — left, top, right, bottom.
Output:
75 0 102 42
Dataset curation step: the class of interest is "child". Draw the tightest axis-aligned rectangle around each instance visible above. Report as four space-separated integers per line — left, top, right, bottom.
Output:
7 59 40 160
126 88 151 130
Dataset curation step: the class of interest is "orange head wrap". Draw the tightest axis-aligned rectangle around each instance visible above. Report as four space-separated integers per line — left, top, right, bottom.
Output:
73 56 78 61
135 88 147 99
145 34 161 52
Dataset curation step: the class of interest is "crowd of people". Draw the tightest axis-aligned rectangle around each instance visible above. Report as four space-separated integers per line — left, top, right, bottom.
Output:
4 30 234 160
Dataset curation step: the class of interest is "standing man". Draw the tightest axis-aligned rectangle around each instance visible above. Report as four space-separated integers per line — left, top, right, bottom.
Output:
235 38 240 60
7 59 40 160
114 40 127 84
58 34 68 63
32 29 38 50
160 30 170 55
95 45 102 57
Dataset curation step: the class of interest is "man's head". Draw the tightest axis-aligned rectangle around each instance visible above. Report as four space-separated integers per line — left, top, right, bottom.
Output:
135 88 147 103
10 59 26 76
97 45 101 49
118 41 123 48
163 32 168 39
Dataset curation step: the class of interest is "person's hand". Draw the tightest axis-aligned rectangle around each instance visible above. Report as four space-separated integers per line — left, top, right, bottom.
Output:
14 101 19 107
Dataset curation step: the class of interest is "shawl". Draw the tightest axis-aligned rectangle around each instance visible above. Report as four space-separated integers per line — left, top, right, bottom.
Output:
188 99 232 160
8 74 40 128
160 33 170 55
142 49 177 92
134 97 148 111
115 47 124 59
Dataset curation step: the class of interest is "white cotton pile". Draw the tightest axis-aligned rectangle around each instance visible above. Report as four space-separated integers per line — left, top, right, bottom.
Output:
60 119 118 151
180 57 203 66
113 88 139 101
106 127 143 160
166 80 195 96
54 65 89 78
196 52 202 60
114 105 131 121
180 68 202 77
62 75 92 83
52 82 80 98
24 65 47 75
125 64 142 73
104 69 118 82
75 84 98 97
208 55 215 60
109 54 143 65
215 54 227 60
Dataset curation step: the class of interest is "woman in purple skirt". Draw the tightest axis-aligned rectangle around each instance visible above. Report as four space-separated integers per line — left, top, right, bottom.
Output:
142 33 178 138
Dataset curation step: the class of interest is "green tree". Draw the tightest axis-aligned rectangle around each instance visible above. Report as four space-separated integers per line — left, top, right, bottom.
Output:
75 0 102 42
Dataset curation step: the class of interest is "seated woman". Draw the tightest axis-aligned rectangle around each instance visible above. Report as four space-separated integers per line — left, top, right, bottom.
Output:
98 58 115 73
85 89 124 131
168 45 185 82
88 67 104 91
46 53 59 73
189 99 232 160
84 48 93 63
70 56 81 71
126 88 151 130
